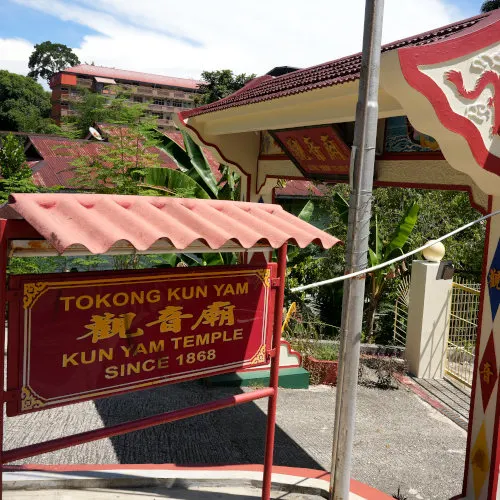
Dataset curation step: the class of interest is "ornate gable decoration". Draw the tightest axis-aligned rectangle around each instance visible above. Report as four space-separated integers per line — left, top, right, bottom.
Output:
398 20 500 176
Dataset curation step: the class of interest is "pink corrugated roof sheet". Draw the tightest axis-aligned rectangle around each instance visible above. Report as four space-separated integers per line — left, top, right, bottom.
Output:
2 194 339 254
63 65 202 90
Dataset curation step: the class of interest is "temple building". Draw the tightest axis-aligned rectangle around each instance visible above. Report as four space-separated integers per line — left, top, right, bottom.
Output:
175 9 500 500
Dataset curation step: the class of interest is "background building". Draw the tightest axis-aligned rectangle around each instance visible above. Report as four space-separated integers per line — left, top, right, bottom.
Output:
50 64 202 129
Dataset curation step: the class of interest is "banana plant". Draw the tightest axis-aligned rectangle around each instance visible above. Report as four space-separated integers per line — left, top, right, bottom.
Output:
333 193 419 341
146 129 223 199
144 129 240 266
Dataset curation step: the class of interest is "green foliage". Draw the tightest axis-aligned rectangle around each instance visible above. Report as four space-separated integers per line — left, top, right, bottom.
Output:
148 129 240 201
0 133 37 202
283 185 485 345
8 257 62 275
0 133 28 178
71 124 161 195
481 0 500 12
143 167 210 199
63 86 147 139
217 165 240 201
0 70 60 133
28 41 80 83
195 70 256 105
283 308 339 360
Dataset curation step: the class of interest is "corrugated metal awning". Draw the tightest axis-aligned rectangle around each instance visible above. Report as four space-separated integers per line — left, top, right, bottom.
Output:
94 77 116 84
0 194 339 255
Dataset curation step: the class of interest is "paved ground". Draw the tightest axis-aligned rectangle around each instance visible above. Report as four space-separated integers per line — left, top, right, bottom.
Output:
5 486 324 499
3 381 467 500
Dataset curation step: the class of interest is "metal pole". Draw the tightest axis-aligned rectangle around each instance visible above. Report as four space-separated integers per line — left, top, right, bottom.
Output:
262 244 287 500
2 388 275 464
330 1 384 499
0 220 8 500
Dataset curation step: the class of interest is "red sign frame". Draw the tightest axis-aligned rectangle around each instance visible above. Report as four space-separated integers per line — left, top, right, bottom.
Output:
6 264 277 416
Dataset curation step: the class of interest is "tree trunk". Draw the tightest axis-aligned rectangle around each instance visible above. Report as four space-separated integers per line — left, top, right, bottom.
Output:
365 294 380 343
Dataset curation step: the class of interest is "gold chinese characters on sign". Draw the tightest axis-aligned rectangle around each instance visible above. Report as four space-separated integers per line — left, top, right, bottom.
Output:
271 125 351 179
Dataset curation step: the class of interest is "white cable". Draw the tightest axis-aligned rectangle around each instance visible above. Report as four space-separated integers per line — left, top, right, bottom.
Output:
291 208 500 293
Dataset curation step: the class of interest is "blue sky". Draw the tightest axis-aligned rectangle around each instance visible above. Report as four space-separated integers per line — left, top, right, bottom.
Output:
0 1 98 47
0 0 488 80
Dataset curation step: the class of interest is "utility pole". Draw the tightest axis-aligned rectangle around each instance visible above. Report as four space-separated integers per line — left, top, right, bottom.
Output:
329 1 384 499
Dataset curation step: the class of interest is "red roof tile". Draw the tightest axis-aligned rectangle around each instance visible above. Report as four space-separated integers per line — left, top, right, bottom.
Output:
95 124 179 171
95 124 223 182
32 158 80 188
27 134 179 188
181 11 496 118
1 194 340 253
27 136 109 188
28 135 106 159
63 64 202 90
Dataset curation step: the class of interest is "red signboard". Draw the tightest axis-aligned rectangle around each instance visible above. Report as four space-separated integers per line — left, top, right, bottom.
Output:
271 125 351 179
6 264 276 415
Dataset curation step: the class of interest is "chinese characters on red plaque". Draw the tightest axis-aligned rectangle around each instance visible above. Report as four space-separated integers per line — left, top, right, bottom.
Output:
7 265 276 415
271 125 351 179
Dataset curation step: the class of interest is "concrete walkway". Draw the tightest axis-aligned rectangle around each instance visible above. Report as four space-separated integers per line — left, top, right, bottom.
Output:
2 465 389 499
414 378 470 430
3 381 467 500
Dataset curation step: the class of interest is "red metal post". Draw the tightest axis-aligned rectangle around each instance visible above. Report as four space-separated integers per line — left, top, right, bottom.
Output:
0 220 8 500
2 388 274 464
262 244 287 500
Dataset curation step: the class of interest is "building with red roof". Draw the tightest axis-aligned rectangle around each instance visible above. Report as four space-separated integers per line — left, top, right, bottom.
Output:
23 132 180 188
50 64 203 129
15 127 322 203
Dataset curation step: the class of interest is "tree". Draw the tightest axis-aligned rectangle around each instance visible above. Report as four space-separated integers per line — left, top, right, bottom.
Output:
332 193 420 341
195 70 256 105
28 41 80 83
63 86 147 139
0 70 60 133
71 123 162 195
0 133 38 203
287 185 486 344
481 0 500 12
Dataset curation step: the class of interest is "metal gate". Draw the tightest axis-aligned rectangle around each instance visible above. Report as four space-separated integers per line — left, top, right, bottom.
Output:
393 276 411 348
445 279 480 387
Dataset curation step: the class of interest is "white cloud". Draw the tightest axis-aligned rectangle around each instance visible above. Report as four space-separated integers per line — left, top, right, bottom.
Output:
6 0 466 80
0 37 33 75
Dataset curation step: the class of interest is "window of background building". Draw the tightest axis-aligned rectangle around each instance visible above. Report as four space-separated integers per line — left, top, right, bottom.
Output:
133 96 143 103
173 100 183 107
153 98 165 106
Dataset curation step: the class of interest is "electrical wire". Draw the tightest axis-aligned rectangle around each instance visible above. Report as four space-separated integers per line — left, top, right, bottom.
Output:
291 208 500 293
